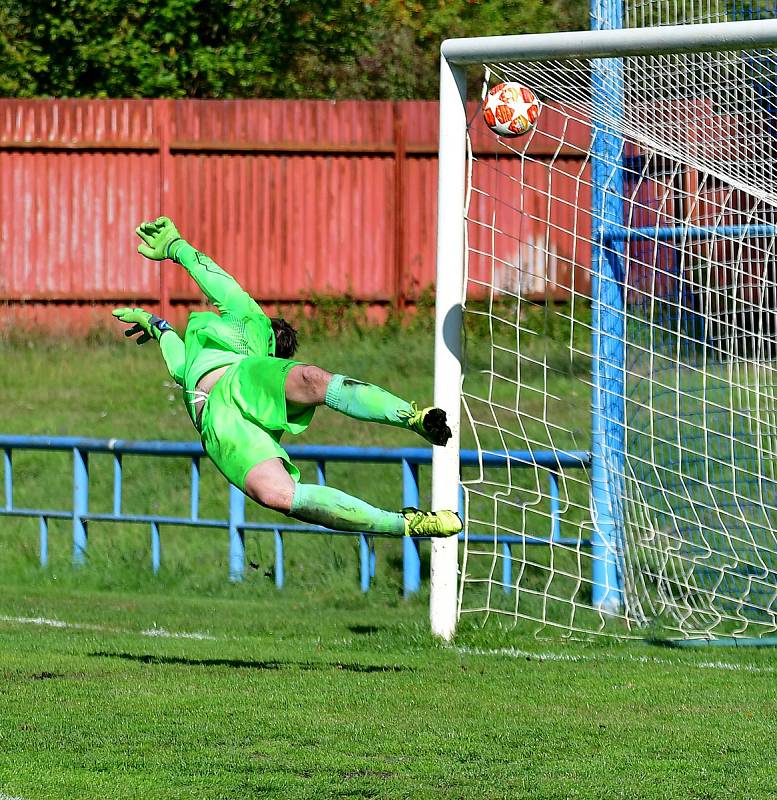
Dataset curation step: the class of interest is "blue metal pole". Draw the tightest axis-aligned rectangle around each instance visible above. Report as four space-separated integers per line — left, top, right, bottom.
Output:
402 459 421 597
72 447 88 565
274 529 284 588
606 223 777 242
228 484 245 581
191 457 200 520
0 437 589 468
502 542 512 593
39 516 48 568
4 448 12 510
589 0 625 611
360 534 370 592
151 521 161 574
549 470 561 542
112 454 122 516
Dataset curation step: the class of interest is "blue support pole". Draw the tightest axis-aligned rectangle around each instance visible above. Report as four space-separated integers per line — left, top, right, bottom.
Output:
39 516 48 568
590 0 625 611
549 470 561 542
274 529 284 588
72 447 88 566
151 521 161 574
112 454 122 516
502 542 512 593
4 448 12 510
360 534 370 592
228 484 245 581
191 457 200 520
402 459 421 597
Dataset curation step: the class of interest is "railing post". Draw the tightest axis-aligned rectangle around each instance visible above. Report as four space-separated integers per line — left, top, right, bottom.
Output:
39 516 48 568
550 470 561 542
360 534 371 592
502 542 512 593
191 457 200 520
72 447 88 565
228 484 245 581
274 529 284 588
151 521 161 574
4 448 12 510
402 458 421 597
113 454 122 515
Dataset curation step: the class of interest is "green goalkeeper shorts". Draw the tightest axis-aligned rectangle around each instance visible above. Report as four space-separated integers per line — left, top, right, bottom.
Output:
199 356 314 488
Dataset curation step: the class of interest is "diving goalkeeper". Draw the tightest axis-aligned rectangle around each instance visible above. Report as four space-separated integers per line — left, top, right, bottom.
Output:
113 217 462 538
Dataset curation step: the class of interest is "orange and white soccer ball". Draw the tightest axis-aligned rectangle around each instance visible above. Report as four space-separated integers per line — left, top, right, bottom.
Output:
482 82 541 137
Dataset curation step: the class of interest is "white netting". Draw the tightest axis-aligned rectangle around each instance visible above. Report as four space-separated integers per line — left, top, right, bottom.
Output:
622 0 727 28
622 0 775 28
459 40 777 638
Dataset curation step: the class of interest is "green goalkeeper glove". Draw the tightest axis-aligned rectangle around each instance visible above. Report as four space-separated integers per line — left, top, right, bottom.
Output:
112 307 173 345
135 216 185 261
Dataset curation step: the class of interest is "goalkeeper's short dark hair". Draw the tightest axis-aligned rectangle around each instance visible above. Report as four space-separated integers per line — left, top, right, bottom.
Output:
271 317 298 359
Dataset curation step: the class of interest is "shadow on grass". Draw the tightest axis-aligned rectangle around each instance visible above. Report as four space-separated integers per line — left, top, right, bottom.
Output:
89 651 412 673
347 624 382 635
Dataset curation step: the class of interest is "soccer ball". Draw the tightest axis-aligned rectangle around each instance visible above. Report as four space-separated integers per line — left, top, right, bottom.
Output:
482 82 541 138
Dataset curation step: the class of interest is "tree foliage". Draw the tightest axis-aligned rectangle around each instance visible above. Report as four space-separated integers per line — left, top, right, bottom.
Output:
0 0 588 99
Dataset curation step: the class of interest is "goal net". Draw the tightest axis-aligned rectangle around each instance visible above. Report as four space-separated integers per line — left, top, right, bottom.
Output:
432 19 777 640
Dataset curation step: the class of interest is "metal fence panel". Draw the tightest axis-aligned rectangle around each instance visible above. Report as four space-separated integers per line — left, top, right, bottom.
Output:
0 98 591 330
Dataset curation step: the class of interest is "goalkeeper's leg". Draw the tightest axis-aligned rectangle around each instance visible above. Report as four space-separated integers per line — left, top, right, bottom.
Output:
285 365 452 446
244 459 461 537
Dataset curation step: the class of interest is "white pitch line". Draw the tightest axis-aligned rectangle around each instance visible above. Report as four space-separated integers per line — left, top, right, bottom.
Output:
0 614 215 641
0 614 100 631
3 614 769 673
141 627 215 641
0 792 29 800
456 645 777 673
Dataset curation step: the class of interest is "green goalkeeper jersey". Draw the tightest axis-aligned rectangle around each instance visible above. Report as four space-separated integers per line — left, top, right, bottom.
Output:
155 243 276 423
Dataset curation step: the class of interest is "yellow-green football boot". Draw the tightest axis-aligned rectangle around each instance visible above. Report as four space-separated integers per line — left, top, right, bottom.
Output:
400 402 452 446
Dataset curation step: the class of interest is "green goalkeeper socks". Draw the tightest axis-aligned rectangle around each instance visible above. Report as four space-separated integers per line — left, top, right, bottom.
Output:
289 483 405 535
325 374 413 427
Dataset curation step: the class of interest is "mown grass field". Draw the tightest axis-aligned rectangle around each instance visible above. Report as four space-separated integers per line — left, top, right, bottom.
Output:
1 319 776 799
2 584 777 800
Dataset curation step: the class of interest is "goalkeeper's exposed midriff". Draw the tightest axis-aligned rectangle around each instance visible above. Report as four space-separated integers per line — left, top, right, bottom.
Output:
192 365 231 428
113 216 462 539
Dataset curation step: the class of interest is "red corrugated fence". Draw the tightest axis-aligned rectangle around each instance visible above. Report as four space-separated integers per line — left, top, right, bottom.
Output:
0 99 590 330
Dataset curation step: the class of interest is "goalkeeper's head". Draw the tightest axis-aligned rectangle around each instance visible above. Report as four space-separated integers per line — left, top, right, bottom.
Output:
271 318 298 359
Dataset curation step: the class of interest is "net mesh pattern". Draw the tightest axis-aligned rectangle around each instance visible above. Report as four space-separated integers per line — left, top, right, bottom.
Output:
459 41 777 638
622 0 777 28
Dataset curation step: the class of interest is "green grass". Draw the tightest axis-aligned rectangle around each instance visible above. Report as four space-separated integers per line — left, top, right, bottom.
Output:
3 319 775 798
1 583 777 799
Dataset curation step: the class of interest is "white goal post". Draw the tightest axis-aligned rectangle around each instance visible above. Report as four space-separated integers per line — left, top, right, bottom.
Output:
431 19 777 641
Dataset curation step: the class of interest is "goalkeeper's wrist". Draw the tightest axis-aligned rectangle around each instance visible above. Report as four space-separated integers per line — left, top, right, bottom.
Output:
149 314 173 340
165 237 186 262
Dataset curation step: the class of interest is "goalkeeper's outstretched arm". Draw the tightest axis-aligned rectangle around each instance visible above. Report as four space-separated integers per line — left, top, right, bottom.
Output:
112 307 186 386
135 216 267 320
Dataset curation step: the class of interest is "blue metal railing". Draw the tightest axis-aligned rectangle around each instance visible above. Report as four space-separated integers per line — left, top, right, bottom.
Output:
605 224 777 244
0 435 591 595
